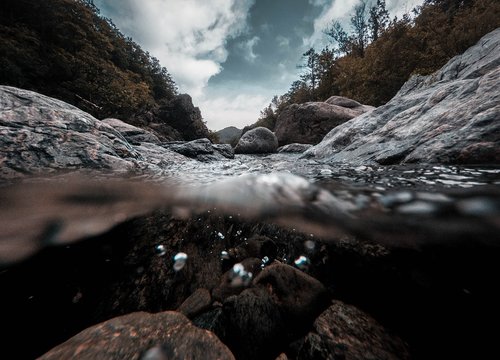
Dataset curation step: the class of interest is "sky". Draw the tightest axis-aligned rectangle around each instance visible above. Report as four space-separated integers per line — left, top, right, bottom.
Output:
94 0 422 131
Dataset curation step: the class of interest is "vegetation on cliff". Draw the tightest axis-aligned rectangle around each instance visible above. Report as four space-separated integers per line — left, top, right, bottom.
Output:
253 0 500 132
0 0 183 132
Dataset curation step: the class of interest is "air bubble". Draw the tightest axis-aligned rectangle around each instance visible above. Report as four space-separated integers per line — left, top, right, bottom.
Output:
216 231 225 240
220 250 230 260
155 244 166 256
229 263 253 286
261 256 270 268
173 252 188 272
294 255 310 270
304 240 316 251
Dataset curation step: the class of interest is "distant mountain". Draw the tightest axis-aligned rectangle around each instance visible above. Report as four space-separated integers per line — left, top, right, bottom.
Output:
0 0 209 141
216 126 242 144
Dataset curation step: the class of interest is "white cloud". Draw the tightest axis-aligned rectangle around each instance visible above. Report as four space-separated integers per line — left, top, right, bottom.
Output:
199 93 270 130
276 35 290 48
96 0 255 97
239 36 261 63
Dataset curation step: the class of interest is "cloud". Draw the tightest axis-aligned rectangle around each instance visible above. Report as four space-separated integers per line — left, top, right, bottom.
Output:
198 93 270 130
95 0 255 97
276 35 290 48
239 36 261 63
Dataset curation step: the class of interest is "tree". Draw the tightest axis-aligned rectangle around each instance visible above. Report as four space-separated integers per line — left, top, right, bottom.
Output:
299 48 320 100
369 0 390 41
324 21 351 55
350 1 369 57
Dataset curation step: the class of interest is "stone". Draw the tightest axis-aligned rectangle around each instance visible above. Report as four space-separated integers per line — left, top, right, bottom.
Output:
39 311 235 360
0 85 191 179
294 300 410 360
102 118 161 145
221 262 330 360
277 143 313 153
274 100 374 146
235 127 279 154
213 143 235 159
304 28 500 165
177 288 212 319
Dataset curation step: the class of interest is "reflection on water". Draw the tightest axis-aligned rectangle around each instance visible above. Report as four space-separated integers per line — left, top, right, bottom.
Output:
0 153 499 265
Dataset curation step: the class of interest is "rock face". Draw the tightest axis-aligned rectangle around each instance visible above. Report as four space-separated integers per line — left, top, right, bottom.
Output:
156 94 210 141
274 97 374 146
234 126 279 154
216 126 242 144
294 300 409 360
305 28 500 165
39 311 235 360
0 86 235 179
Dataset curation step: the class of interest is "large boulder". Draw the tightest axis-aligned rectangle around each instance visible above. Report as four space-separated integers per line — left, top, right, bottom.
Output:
274 98 374 146
0 86 190 179
234 126 278 154
39 311 235 360
304 28 500 165
102 118 161 145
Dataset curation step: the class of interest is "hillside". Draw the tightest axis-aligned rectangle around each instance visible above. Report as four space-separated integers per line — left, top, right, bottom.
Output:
216 126 242 145
0 0 209 141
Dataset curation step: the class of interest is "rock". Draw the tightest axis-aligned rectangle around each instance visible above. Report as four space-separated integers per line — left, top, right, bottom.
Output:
177 288 212 319
274 100 374 146
216 126 242 144
102 118 161 145
39 311 234 360
156 94 209 141
0 86 139 178
277 143 313 153
162 138 234 160
234 126 279 154
221 262 330 360
294 300 409 360
305 28 500 165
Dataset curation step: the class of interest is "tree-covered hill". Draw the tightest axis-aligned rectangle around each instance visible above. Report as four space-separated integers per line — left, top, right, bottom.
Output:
0 0 209 141
252 0 500 132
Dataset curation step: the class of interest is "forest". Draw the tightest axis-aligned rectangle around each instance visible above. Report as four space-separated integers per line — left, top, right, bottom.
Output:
251 0 500 132
0 0 177 121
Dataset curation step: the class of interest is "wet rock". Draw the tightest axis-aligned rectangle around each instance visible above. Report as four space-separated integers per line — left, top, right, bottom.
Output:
102 118 161 145
305 28 500 165
177 288 212 319
213 143 235 159
274 99 373 146
235 127 279 154
294 300 410 360
221 262 330 360
0 86 191 179
39 311 234 360
162 139 234 160
277 143 313 153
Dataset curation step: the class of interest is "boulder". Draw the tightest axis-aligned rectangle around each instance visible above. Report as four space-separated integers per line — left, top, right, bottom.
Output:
39 311 235 360
234 126 278 154
102 118 161 145
162 138 235 160
274 99 374 146
294 300 409 360
277 143 313 153
304 28 500 165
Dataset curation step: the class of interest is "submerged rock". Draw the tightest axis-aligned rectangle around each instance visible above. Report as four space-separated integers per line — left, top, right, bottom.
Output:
293 300 409 360
39 311 234 360
277 143 313 153
274 98 374 146
305 28 500 165
235 126 279 154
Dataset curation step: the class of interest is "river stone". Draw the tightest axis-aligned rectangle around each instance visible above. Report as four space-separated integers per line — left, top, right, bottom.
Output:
294 300 410 360
304 28 500 165
277 143 313 153
102 118 161 145
221 262 330 360
234 126 279 154
39 311 235 360
0 86 190 179
274 100 374 146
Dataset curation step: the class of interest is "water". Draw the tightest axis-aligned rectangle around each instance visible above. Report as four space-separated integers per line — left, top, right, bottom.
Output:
0 153 498 264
